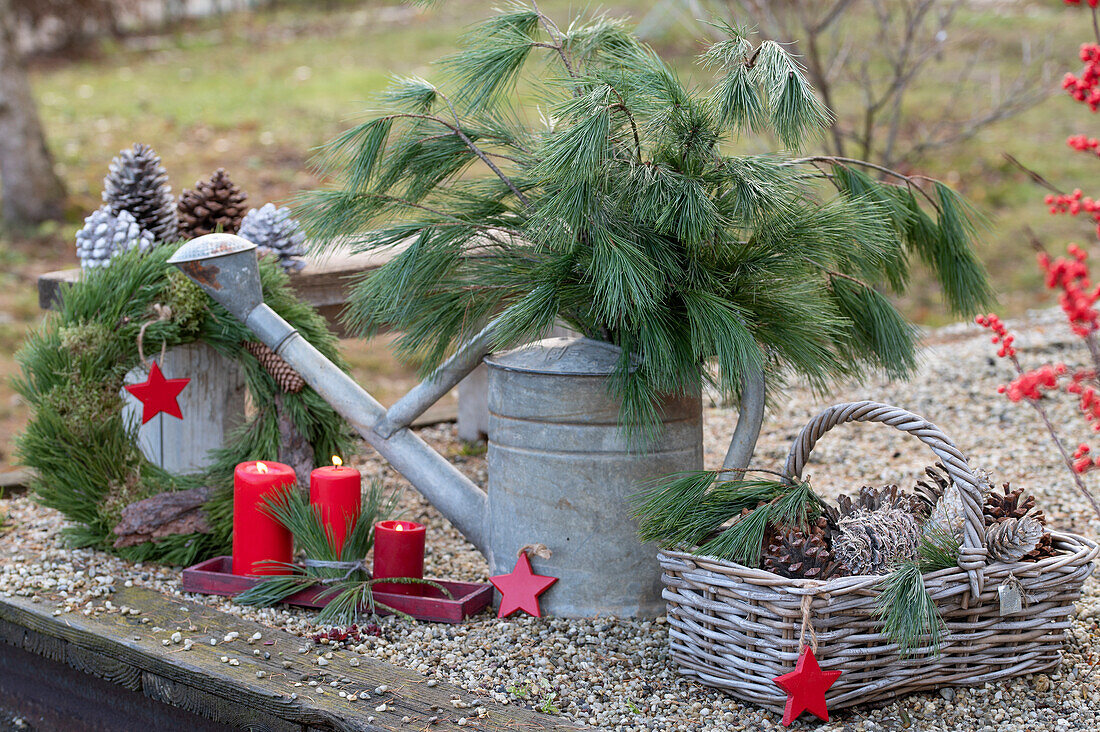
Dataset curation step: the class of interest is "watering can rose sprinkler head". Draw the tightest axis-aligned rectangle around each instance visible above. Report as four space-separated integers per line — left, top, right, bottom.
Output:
166 234 261 321
165 233 298 350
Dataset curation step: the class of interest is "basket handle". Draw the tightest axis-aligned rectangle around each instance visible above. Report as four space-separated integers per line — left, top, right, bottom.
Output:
782 401 987 597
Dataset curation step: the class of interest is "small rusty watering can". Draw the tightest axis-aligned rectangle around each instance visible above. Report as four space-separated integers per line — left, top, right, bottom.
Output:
169 234 765 617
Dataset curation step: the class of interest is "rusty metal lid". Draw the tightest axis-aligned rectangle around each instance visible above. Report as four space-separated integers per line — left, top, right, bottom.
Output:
485 336 639 376
167 233 256 264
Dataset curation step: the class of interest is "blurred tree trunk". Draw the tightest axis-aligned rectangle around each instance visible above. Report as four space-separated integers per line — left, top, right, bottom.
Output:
0 0 66 227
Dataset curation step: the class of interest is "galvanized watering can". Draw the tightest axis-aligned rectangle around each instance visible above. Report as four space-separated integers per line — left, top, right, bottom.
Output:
169 234 765 617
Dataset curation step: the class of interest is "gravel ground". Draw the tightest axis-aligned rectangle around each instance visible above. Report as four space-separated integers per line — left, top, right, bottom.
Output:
4 310 1100 731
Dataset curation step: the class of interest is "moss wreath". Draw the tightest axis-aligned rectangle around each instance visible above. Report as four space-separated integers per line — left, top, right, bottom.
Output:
14 246 355 566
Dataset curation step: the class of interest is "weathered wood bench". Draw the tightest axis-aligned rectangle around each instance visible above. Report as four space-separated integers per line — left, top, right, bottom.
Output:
0 584 574 731
37 249 399 338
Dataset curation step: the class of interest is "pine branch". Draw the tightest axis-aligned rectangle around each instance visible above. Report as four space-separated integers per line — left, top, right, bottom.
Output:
917 526 961 572
317 577 452 626
529 0 578 81
300 8 993 441
632 474 821 566
316 112 530 210
874 560 947 657
236 481 401 611
233 568 315 608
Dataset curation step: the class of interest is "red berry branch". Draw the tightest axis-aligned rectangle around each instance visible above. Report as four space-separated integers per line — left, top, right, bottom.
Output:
978 1 1100 521
978 304 1100 519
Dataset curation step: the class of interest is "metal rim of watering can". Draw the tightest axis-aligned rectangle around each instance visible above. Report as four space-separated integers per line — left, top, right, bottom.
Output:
484 336 642 377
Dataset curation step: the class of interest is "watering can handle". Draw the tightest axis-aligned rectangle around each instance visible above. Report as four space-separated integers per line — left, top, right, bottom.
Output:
373 316 502 439
720 364 766 477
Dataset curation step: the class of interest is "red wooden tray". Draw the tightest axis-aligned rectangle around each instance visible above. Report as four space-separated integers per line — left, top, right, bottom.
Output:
181 556 493 623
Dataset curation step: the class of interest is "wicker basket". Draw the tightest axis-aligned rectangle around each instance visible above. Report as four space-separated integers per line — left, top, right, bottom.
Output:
659 401 1098 711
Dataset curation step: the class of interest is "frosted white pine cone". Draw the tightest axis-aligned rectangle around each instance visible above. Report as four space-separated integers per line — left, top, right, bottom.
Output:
102 143 178 243
75 206 155 269
927 483 967 542
238 203 307 272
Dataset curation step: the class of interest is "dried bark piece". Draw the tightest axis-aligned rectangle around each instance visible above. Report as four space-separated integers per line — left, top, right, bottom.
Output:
112 485 213 547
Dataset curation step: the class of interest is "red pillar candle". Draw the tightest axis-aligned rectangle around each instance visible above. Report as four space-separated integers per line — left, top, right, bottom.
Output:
232 460 296 576
372 520 426 594
309 456 362 555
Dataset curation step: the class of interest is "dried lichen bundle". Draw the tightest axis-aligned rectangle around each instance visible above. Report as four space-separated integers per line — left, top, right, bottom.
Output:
833 507 922 576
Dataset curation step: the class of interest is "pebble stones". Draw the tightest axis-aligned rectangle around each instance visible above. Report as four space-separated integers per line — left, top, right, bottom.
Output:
5 310 1100 731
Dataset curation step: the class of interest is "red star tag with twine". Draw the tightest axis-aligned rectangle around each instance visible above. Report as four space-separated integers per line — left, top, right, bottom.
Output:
490 552 557 618
773 646 841 726
124 361 190 424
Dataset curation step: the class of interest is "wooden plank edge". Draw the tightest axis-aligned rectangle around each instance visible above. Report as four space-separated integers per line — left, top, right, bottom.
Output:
0 469 33 494
0 585 575 732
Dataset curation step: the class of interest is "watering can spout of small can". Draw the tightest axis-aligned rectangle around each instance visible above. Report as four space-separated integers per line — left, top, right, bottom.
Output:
167 234 492 555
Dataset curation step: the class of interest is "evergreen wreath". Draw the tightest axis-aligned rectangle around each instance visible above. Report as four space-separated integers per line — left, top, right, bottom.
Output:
14 246 355 566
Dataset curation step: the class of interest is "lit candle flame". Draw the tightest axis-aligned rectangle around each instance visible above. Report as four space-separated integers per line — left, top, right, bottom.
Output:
256 461 268 474
332 455 343 468
395 523 404 532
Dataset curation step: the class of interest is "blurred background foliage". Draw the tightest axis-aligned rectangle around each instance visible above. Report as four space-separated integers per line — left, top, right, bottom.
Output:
0 0 1094 471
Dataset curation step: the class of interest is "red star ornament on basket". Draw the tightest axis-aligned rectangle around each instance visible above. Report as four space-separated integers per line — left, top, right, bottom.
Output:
124 361 190 424
490 552 557 618
773 646 842 726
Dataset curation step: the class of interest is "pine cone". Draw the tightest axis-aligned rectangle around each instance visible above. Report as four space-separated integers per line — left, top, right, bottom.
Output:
832 506 922 576
826 484 924 525
243 341 305 393
913 463 954 513
1025 531 1059 561
177 169 248 239
102 143 178 243
75 206 155 269
984 483 1046 526
987 516 1044 563
927 483 967 542
238 203 308 272
762 517 839 580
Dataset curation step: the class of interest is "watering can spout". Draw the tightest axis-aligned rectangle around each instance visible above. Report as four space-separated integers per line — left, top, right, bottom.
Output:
168 235 492 556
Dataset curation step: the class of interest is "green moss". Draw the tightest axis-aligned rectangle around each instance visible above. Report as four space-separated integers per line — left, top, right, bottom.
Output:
59 320 113 358
162 270 209 334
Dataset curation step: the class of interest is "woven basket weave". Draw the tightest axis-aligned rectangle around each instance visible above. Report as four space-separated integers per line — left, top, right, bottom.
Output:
659 401 1098 711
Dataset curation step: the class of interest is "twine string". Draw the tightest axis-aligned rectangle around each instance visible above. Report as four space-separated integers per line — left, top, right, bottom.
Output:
518 543 552 559
798 593 819 654
1002 572 1034 607
137 303 173 368
302 558 368 584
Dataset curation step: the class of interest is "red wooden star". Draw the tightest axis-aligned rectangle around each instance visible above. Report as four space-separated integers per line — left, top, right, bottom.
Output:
489 553 557 618
773 646 842 726
124 361 190 424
